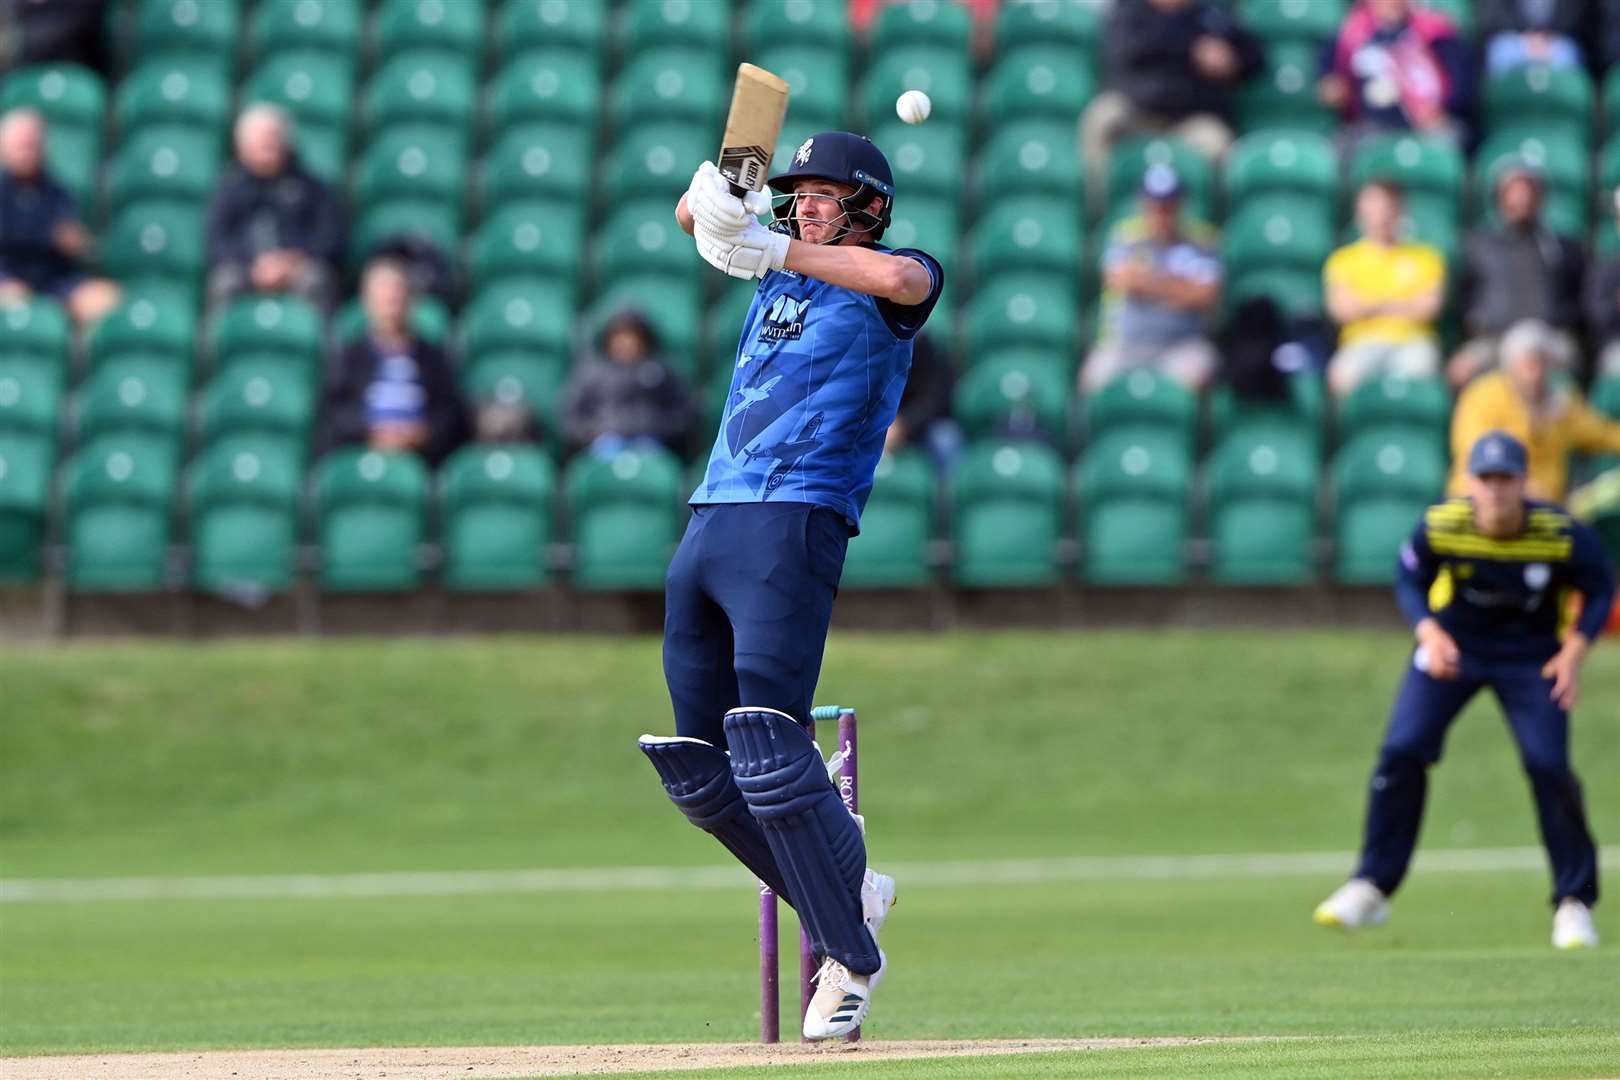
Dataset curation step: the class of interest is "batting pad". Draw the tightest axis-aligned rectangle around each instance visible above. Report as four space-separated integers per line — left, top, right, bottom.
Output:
723 708 881 975
637 734 793 901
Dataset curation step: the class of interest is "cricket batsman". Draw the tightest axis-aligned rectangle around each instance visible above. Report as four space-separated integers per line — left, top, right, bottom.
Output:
636 131 943 1038
1315 431 1615 949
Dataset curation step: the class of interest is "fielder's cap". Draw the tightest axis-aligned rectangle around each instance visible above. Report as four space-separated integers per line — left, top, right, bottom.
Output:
1467 431 1528 477
1141 163 1182 201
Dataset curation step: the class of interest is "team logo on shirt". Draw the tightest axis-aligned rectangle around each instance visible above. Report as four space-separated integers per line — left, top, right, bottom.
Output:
1524 563 1550 590
761 294 811 342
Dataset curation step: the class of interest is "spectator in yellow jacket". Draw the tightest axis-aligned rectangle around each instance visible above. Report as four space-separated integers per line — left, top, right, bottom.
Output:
1448 320 1620 501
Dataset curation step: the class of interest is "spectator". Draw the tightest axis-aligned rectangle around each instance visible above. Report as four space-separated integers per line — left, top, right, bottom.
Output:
1323 179 1446 399
1448 162 1583 389
884 330 959 471
1318 0 1474 147
560 308 695 459
1448 320 1620 502
1477 0 1589 74
316 259 468 467
0 107 118 326
205 104 345 314
1079 0 1261 193
1 0 109 74
1081 165 1222 395
1586 188 1620 379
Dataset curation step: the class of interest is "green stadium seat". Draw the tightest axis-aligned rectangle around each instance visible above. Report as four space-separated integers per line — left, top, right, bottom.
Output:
870 122 966 202
0 431 52 581
485 52 602 140
1077 426 1192 585
187 441 302 595
861 46 972 130
0 360 61 445
1082 368 1198 454
335 294 450 348
994 0 1102 55
198 363 314 464
566 445 684 590
602 122 707 204
0 298 71 367
468 201 585 293
962 275 1078 359
100 203 206 293
462 352 569 442
1606 66 1620 139
744 0 851 52
881 194 960 270
872 0 973 50
353 126 468 227
130 0 239 65
74 360 187 451
313 447 430 591
621 0 733 55
1333 429 1446 584
114 60 231 142
243 51 356 136
980 47 1096 128
1208 376 1326 456
1107 135 1217 225
1338 375 1450 451
757 44 850 130
1 62 106 130
1475 130 1590 236
588 276 703 369
103 126 220 217
1240 0 1344 45
1226 267 1324 320
701 359 734 437
1235 42 1335 135
1348 133 1463 221
953 352 1070 444
287 125 348 185
362 52 476 137
975 121 1082 205
1206 424 1318 584
1484 63 1594 141
1223 197 1336 279
461 282 574 365
969 197 1084 286
1225 130 1338 210
593 202 698 288
375 0 487 62
611 49 727 133
481 124 595 213
210 294 324 375
350 201 462 269
841 449 935 589
440 443 557 590
86 291 196 373
252 0 363 62
951 439 1065 587
64 436 177 591
495 0 607 64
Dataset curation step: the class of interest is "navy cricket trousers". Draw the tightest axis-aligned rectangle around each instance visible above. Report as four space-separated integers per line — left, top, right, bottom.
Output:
1356 652 1600 906
663 502 851 745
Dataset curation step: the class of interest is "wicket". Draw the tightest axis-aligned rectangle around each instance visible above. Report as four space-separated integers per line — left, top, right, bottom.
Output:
758 705 859 1044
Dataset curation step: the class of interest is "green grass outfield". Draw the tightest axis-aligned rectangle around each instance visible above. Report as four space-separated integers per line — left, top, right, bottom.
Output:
2 631 1617 1078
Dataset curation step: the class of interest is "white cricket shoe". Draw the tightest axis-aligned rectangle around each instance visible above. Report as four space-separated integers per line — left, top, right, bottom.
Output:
1552 898 1599 950
802 950 885 1040
1313 878 1390 931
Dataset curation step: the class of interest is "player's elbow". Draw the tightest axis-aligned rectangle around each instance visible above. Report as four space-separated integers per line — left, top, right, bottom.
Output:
884 257 932 306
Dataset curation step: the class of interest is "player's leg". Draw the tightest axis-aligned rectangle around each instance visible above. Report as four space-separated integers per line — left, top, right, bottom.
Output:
1490 663 1599 947
639 508 792 899
1318 657 1480 927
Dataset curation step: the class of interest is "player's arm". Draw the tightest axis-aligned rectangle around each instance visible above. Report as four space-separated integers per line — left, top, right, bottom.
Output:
1542 525 1614 709
782 242 933 305
1394 520 1461 678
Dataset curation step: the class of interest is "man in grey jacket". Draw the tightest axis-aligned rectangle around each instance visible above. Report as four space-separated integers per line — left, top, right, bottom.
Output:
561 308 695 459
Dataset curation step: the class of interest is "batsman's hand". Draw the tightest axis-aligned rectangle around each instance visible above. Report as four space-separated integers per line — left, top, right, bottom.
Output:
686 161 770 238
695 218 789 281
1541 632 1589 711
1415 618 1460 680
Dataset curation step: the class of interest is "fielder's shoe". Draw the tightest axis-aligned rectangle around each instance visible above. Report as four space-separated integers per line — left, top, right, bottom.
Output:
802 950 885 1040
1313 878 1390 931
1552 898 1599 950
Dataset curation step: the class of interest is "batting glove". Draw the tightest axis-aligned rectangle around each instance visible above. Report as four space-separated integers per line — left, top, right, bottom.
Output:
686 161 770 238
695 218 790 280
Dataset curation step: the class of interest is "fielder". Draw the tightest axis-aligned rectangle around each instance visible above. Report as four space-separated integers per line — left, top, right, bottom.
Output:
1315 431 1615 948
636 131 943 1038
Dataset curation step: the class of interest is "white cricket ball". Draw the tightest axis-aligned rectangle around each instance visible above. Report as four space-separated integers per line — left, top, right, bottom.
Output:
895 89 932 125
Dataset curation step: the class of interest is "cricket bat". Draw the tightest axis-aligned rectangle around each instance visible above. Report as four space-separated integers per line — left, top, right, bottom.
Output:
717 63 790 198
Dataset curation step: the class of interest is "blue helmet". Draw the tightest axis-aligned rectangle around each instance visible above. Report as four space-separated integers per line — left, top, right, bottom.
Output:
766 130 894 242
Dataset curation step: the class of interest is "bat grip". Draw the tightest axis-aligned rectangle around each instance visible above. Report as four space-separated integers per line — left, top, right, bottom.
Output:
728 182 748 199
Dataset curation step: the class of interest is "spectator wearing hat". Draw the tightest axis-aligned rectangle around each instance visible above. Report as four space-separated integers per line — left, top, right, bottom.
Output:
0 107 119 326
1080 0 1261 192
1448 319 1620 502
1323 179 1446 399
1081 165 1222 395
1477 0 1589 74
1318 0 1475 148
1447 161 1584 390
1586 187 1620 379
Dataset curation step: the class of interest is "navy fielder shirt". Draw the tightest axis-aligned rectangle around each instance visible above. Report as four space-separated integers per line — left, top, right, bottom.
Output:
692 242 944 530
1395 497 1616 663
